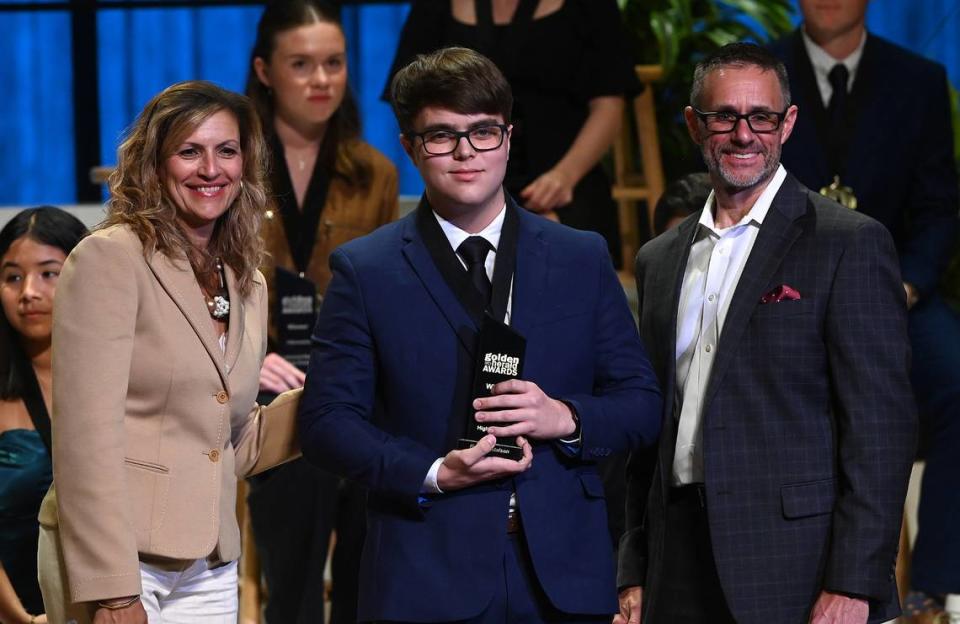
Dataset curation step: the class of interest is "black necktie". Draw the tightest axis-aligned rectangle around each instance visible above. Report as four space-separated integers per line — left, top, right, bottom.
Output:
457 236 493 306
827 63 849 128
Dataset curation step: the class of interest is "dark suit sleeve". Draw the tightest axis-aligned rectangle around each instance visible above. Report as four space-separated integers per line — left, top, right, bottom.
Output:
901 66 960 298
617 250 659 589
823 219 917 599
298 248 437 513
558 236 662 459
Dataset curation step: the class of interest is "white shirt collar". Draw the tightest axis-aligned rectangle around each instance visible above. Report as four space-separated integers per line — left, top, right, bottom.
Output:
433 204 506 254
801 26 867 97
698 165 787 236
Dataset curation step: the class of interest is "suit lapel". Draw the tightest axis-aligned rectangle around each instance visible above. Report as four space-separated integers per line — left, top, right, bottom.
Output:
400 198 548 353
506 206 547 338
400 214 480 354
223 265 245 381
702 176 807 409
651 216 698 485
656 216 699 411
147 251 230 388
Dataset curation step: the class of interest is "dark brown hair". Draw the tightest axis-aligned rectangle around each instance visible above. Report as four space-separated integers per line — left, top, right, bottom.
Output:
390 47 513 135
654 173 712 235
245 0 370 187
103 80 268 297
690 42 792 109
0 206 88 400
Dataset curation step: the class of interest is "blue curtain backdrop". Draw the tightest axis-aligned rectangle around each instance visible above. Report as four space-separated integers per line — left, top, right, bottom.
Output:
0 7 75 206
0 2 415 206
1 0 958 205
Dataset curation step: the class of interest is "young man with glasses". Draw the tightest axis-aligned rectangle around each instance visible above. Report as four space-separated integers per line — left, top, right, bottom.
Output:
616 43 915 624
298 47 662 624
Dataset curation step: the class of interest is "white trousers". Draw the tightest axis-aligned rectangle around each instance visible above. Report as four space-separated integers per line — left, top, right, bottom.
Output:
947 594 960 623
139 559 238 624
39 525 238 624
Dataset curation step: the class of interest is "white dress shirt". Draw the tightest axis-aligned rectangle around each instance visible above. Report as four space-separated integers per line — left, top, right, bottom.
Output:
672 166 787 485
801 26 867 107
433 206 511 323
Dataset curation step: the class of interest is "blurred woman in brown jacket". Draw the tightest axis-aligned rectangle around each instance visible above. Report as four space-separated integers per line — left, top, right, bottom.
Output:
243 2 397 622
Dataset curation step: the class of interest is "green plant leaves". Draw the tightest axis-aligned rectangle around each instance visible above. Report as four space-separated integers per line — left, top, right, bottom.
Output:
650 10 679 72
723 0 794 36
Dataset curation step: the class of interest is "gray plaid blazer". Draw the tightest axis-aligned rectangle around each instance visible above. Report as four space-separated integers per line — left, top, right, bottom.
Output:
618 173 916 623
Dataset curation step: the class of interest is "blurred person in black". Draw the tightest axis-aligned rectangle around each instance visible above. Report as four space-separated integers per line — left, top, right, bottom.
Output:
244 2 398 622
771 3 960 620
384 0 640 268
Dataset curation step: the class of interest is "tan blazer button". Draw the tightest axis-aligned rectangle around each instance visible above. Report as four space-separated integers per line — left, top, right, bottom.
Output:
216 390 228 404
209 449 221 462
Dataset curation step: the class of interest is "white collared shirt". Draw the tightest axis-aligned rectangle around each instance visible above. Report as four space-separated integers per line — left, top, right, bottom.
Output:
801 26 867 107
432 205 512 325
672 166 787 485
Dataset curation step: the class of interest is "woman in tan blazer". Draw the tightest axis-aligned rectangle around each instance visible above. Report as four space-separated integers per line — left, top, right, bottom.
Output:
241 3 399 622
37 81 300 624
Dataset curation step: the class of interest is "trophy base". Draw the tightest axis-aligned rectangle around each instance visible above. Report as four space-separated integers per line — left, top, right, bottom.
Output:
458 438 523 461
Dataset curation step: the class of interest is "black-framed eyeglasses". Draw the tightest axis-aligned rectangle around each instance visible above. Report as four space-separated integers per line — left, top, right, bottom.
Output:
408 124 509 155
693 108 788 133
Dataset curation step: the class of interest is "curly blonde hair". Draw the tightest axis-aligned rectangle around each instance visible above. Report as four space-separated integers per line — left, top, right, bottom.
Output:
104 80 269 297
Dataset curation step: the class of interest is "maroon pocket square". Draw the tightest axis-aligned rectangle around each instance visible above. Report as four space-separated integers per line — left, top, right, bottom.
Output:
760 284 801 304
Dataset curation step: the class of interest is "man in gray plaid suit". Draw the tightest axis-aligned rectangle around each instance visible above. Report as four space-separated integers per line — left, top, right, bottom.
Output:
615 43 916 624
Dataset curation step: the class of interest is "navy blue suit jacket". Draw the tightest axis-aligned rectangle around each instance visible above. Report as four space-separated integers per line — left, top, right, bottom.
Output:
619 174 916 623
299 198 662 622
771 31 959 298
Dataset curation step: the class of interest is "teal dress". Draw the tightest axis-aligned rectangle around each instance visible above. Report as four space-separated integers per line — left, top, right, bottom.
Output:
0 428 52 615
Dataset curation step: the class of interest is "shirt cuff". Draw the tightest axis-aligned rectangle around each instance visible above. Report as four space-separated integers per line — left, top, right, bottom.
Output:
421 457 445 495
556 401 582 455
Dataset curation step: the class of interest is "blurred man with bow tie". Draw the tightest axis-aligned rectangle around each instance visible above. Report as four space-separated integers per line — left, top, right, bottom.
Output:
615 43 916 624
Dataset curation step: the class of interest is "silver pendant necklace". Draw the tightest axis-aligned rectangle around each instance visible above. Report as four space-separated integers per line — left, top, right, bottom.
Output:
205 258 230 320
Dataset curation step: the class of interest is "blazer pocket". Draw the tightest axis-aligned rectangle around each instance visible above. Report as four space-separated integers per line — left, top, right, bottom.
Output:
579 472 606 499
124 458 171 534
781 477 837 519
124 457 169 473
752 299 814 320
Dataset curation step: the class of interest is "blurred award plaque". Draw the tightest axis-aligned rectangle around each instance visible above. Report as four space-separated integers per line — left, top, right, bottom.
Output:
458 315 526 461
819 175 858 210
275 266 317 370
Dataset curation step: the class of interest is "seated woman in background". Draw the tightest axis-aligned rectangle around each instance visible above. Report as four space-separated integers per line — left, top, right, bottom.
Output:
386 0 640 267
36 81 301 624
243 2 398 622
0 206 87 624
